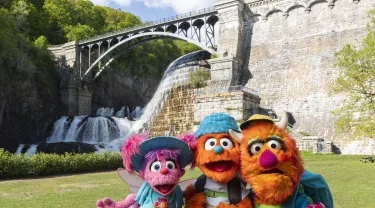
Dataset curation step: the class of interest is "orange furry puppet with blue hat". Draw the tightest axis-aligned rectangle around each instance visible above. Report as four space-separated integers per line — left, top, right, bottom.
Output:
184 113 253 208
229 114 333 208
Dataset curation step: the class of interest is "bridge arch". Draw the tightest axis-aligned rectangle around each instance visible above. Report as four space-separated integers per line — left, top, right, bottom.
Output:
81 31 217 81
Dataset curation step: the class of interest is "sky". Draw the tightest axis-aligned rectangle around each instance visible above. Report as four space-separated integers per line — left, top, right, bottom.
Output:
90 0 216 22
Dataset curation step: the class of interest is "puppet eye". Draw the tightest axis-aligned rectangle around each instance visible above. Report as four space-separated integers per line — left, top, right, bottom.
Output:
150 161 161 172
205 138 216 150
268 140 282 151
166 160 176 170
220 138 233 149
249 142 263 155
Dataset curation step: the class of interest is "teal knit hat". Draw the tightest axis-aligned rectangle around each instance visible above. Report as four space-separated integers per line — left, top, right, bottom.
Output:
194 113 240 139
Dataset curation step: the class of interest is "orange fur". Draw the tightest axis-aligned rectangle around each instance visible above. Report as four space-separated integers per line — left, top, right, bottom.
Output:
195 133 240 183
217 197 253 208
184 184 206 208
240 121 304 205
185 132 251 207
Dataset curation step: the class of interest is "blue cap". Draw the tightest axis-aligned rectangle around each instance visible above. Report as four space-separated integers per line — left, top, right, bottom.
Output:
194 113 239 139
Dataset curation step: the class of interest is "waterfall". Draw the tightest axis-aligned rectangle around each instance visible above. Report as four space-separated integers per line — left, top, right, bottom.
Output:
25 144 38 156
17 50 210 155
132 50 210 131
15 144 24 154
96 107 114 117
46 107 139 145
64 116 86 142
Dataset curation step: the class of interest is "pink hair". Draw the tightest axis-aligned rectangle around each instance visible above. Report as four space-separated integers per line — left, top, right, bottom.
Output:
176 132 196 168
121 132 149 173
176 133 196 151
143 149 181 170
121 132 196 173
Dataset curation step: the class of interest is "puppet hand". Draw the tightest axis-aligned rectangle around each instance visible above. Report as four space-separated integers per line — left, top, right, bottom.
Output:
114 193 138 208
183 184 197 199
97 197 116 208
128 204 139 208
184 192 206 208
235 196 253 208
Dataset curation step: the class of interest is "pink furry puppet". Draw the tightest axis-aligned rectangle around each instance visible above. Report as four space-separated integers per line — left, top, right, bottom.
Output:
97 132 195 208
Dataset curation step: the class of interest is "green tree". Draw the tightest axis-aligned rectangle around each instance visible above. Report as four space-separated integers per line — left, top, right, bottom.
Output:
64 23 96 41
0 0 13 8
188 68 211 88
100 7 141 32
43 0 75 27
0 7 36 79
331 7 375 138
34 35 49 49
111 40 176 78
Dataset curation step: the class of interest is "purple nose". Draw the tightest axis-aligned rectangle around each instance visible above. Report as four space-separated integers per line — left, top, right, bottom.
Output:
259 149 278 169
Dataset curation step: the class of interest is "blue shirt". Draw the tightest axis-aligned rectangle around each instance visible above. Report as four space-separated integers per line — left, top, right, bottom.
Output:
135 182 183 208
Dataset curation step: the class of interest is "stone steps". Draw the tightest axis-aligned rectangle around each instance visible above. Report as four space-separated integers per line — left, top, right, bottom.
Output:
149 85 196 137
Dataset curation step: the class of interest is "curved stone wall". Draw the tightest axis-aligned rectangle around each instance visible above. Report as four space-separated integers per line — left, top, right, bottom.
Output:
244 0 373 140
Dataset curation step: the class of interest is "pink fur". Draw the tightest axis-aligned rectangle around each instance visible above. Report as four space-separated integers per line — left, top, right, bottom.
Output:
176 133 196 168
98 133 193 207
143 154 184 196
176 133 196 150
96 193 138 208
145 149 180 162
121 132 149 174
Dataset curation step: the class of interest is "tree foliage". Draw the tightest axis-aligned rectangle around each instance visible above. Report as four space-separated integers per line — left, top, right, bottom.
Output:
331 7 375 138
34 35 49 49
188 67 211 88
108 39 201 79
0 7 35 79
42 0 142 42
0 0 204 82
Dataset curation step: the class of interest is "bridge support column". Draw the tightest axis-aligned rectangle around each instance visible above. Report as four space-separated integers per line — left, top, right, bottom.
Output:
61 78 92 116
61 77 78 116
211 0 246 86
77 84 92 115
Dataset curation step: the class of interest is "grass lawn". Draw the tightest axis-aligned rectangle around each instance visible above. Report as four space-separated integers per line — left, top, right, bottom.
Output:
0 154 374 207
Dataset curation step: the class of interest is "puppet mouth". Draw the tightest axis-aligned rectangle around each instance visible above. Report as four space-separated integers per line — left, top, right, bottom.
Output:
205 161 234 172
261 168 284 175
155 184 175 195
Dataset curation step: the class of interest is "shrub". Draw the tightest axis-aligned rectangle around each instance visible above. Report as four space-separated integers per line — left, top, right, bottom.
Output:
0 149 122 180
188 68 210 88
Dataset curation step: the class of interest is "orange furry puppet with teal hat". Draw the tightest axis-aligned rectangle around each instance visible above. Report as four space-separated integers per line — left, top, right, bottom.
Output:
184 113 253 208
229 114 333 208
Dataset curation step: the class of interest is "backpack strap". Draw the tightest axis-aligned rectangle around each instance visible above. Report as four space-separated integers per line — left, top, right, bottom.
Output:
227 176 242 204
195 174 207 193
195 174 250 205
246 188 255 208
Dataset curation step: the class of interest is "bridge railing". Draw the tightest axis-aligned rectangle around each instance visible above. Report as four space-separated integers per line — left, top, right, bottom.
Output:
151 7 216 24
79 7 216 45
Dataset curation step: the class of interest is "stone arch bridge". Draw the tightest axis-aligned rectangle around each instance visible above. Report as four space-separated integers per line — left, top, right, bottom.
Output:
49 0 373 142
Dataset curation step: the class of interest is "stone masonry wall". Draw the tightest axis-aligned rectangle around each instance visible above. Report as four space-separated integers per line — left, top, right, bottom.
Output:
244 0 373 141
194 88 260 124
149 86 195 137
48 41 77 67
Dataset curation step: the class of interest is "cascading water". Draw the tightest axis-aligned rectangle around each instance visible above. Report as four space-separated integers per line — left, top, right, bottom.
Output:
132 50 211 131
42 106 142 153
17 50 211 155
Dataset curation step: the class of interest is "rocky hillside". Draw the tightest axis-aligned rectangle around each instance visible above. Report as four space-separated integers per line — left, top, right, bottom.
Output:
0 74 62 153
0 68 156 153
92 70 158 113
